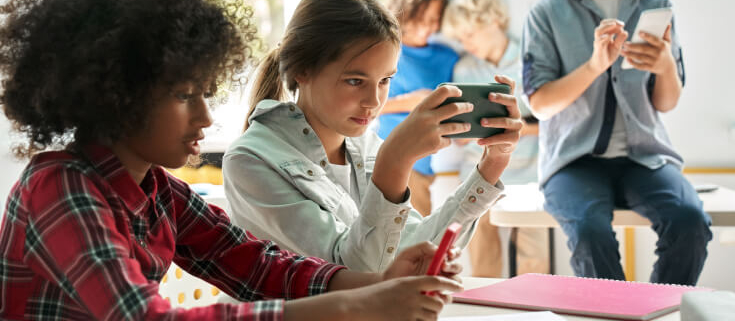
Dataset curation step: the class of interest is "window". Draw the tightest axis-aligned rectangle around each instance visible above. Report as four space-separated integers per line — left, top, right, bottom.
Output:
202 0 301 153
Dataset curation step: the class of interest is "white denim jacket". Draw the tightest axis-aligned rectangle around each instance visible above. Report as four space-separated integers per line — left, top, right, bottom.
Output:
222 100 503 272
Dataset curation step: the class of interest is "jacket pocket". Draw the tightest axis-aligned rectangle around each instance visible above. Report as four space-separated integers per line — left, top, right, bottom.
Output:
280 160 340 212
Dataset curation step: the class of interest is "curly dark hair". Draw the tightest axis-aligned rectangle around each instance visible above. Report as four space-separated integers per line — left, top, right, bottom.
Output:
0 0 258 158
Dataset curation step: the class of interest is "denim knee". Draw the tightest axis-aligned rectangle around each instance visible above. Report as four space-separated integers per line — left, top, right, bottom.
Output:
658 203 712 245
569 219 618 250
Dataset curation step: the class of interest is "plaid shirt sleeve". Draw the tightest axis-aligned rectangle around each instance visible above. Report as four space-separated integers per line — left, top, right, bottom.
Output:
15 164 343 321
163 172 345 302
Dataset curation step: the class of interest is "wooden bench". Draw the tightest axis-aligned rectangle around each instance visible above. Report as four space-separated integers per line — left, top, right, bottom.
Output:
491 184 735 279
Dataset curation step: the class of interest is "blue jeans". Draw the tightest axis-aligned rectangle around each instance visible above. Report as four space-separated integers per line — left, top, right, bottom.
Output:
543 156 712 285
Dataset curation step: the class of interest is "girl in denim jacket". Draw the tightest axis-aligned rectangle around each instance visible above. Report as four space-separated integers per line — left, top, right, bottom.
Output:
223 0 523 272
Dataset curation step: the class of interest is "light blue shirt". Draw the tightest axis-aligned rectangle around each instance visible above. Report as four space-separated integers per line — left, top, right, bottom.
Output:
521 0 685 185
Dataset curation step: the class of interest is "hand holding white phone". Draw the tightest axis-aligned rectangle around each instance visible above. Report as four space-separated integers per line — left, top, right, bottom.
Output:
621 7 673 69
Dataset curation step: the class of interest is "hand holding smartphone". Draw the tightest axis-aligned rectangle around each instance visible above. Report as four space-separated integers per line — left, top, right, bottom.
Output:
437 83 511 138
424 223 462 295
621 7 673 69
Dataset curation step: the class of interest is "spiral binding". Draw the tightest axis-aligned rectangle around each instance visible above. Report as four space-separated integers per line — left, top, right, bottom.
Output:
523 272 699 289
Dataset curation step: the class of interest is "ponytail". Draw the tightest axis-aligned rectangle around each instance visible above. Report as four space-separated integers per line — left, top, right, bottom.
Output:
243 48 285 132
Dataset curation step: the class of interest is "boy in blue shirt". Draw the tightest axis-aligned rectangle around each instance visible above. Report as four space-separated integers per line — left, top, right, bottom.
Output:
379 0 459 215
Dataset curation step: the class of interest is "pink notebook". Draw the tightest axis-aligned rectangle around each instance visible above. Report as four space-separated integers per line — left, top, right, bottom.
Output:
453 274 711 320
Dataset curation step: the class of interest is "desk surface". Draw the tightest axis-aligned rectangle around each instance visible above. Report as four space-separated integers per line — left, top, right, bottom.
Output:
442 277 679 320
490 184 735 228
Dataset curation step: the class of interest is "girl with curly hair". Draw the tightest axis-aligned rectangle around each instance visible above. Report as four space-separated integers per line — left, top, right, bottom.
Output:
223 0 522 273
0 0 464 319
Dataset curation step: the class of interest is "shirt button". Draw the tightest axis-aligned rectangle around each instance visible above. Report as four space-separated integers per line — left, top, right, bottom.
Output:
302 128 309 135
394 217 402 224
399 209 407 215
139 240 146 248
386 247 395 254
612 76 618 82
307 170 314 176
289 105 295 112
320 160 327 167
468 195 477 203
476 187 484 194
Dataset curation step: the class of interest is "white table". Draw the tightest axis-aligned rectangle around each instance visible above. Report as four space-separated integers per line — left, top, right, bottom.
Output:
490 184 735 278
441 277 680 320
491 184 735 228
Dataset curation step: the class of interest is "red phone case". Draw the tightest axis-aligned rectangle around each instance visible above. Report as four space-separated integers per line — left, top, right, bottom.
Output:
424 223 462 295
426 222 462 276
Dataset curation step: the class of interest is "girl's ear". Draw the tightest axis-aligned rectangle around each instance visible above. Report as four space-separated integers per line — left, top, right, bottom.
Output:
294 70 310 86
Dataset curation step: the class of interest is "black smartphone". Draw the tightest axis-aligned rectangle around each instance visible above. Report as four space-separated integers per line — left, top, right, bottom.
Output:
437 82 511 138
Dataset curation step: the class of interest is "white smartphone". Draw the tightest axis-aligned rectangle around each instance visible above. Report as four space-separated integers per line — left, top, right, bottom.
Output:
621 7 673 69
695 184 719 193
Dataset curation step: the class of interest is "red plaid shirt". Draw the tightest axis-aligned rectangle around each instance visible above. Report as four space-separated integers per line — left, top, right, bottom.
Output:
0 145 344 320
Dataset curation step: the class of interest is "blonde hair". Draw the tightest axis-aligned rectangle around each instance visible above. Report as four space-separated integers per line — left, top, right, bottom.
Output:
442 0 509 39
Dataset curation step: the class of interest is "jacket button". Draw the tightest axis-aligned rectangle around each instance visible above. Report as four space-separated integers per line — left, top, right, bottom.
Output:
394 217 402 224
356 163 363 169
386 247 395 254
303 128 309 135
476 187 484 194
289 105 295 112
307 170 314 176
468 195 477 203
399 209 407 215
320 160 327 167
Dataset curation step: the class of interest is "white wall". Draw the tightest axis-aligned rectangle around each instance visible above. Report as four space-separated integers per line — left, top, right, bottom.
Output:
0 117 26 214
662 0 735 167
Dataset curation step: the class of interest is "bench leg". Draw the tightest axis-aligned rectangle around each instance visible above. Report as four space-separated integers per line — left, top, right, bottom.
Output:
624 227 636 281
548 227 555 275
508 227 518 277
509 227 556 277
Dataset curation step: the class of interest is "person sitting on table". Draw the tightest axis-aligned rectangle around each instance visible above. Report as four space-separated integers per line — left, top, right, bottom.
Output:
521 0 712 285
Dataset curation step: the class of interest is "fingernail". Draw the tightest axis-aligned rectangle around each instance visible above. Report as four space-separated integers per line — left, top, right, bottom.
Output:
490 93 497 99
482 119 489 125
467 103 474 111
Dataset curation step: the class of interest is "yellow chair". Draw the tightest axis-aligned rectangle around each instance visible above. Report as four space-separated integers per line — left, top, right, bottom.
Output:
160 166 226 307
158 263 223 308
168 164 223 185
